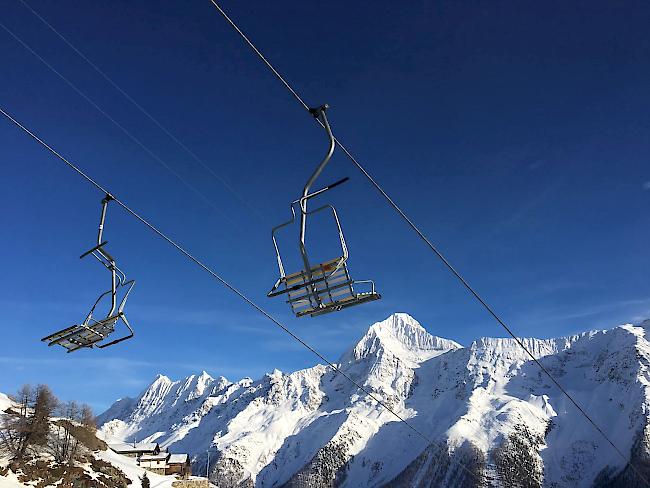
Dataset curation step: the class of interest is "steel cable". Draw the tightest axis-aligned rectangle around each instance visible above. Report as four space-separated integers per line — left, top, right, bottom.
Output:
16 0 263 221
0 106 482 485
206 1 650 484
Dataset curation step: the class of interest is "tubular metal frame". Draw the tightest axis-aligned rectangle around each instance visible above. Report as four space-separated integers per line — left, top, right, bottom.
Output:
269 199 348 297
42 194 135 352
268 105 380 316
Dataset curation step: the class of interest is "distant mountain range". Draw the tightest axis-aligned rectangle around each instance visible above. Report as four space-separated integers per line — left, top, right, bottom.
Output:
97 313 650 487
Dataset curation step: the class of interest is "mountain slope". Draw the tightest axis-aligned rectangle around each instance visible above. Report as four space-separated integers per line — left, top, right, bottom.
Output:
97 313 650 487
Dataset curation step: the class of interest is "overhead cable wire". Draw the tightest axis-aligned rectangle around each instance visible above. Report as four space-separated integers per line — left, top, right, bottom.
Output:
206 1 649 484
16 0 263 222
0 106 482 485
0 20 240 230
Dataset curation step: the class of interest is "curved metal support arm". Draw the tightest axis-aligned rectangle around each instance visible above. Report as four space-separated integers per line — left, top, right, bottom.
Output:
113 264 128 287
88 194 118 317
300 105 335 247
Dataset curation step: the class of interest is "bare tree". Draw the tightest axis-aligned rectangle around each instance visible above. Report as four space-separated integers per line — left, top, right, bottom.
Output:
0 384 57 461
0 385 32 459
80 404 96 434
52 401 82 464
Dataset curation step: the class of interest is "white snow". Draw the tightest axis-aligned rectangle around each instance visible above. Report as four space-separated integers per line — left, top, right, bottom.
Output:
93 312 650 487
0 394 13 413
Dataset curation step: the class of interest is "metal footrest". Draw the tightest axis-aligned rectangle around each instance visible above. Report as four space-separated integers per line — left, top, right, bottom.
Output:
298 290 381 318
42 316 119 353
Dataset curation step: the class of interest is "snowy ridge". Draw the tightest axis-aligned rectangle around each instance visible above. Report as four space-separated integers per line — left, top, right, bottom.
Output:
97 313 650 487
341 313 461 365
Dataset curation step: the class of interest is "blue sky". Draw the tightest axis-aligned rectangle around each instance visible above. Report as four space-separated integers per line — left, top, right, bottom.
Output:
1 0 649 412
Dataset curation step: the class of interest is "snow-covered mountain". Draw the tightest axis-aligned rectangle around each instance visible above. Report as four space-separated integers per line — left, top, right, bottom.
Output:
97 313 650 487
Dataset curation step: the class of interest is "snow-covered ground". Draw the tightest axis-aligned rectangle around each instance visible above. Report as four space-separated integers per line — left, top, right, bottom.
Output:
97 449 176 488
0 391 211 488
0 394 12 413
96 313 650 487
0 445 205 488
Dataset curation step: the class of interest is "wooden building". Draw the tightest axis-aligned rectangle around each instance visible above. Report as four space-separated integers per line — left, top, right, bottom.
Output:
166 453 191 479
138 452 170 475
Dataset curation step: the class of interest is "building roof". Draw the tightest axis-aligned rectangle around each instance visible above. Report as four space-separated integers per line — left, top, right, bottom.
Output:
139 453 169 462
168 453 189 464
108 442 159 453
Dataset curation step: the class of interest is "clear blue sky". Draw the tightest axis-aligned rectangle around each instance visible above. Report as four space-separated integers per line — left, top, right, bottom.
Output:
1 0 649 412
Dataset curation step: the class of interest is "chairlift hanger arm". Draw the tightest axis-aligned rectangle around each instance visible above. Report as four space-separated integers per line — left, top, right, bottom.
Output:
97 193 114 244
43 193 135 352
300 105 335 245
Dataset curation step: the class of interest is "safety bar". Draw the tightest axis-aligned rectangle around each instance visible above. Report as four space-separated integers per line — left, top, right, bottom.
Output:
80 241 108 259
300 177 349 203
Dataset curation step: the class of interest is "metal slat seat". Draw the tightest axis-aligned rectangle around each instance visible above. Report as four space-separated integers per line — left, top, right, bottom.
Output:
277 257 380 318
42 315 120 353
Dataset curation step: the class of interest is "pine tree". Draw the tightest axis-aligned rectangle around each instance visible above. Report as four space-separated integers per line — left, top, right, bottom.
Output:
140 472 151 488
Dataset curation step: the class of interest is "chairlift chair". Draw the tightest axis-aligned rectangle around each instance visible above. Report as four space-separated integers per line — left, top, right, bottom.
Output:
268 105 380 318
41 194 135 352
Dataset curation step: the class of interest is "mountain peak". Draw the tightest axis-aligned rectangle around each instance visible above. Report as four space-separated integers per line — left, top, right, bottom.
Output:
371 312 426 335
198 370 212 380
152 374 172 386
343 313 462 364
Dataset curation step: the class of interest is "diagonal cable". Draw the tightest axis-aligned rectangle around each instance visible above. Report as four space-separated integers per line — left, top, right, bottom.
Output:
0 20 241 229
16 0 263 222
0 106 482 485
206 1 650 484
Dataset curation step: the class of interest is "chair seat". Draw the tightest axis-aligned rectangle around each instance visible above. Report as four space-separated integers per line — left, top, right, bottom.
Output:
275 257 380 318
42 316 119 353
